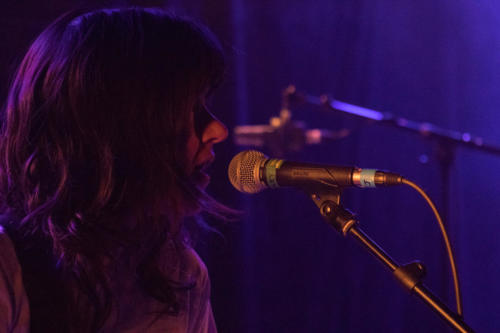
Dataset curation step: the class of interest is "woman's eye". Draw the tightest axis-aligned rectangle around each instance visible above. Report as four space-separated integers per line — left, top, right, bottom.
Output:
194 104 213 138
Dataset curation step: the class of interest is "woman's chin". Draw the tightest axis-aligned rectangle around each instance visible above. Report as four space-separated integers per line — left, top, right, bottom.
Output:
192 170 211 190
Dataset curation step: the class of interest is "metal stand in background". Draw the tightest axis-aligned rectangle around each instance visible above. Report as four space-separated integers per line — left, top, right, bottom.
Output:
287 85 500 155
285 84 500 221
307 187 474 333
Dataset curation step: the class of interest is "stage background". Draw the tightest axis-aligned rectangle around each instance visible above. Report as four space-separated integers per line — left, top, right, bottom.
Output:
1 1 499 332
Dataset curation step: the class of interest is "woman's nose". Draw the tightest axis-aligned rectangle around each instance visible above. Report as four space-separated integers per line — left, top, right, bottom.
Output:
202 117 228 144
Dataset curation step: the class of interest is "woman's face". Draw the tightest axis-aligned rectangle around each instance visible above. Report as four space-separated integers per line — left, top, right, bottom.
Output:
184 96 228 190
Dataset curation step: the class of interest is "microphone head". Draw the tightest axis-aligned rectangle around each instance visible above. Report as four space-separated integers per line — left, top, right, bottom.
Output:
228 150 268 194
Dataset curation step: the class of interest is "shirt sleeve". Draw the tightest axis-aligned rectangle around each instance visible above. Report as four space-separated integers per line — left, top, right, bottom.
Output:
0 227 30 333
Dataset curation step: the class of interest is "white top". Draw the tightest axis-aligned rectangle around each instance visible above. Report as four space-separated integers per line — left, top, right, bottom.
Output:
0 226 217 332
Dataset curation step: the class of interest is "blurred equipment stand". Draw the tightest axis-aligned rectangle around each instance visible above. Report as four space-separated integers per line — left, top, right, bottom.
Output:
284 85 500 224
233 85 350 157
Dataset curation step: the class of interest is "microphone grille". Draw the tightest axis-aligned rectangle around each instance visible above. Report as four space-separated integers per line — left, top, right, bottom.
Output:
228 150 268 194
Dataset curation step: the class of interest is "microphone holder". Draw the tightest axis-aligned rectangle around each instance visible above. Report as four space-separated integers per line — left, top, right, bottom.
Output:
307 186 474 332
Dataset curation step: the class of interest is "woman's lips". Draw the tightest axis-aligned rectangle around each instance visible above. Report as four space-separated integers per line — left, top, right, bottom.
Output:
193 169 210 188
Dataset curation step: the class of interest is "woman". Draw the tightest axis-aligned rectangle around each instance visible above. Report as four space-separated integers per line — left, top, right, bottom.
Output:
0 7 230 332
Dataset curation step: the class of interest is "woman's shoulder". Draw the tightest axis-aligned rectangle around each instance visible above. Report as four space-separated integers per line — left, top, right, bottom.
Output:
160 240 208 281
177 246 216 332
181 246 209 282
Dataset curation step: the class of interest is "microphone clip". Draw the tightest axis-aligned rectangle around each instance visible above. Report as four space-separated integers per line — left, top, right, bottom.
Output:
308 187 357 236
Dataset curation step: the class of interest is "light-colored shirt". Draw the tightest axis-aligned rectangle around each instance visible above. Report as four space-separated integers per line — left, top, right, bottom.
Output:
0 226 217 332
0 226 30 333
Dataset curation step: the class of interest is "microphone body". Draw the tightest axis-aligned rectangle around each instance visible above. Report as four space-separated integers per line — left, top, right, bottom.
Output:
228 150 402 194
263 160 354 189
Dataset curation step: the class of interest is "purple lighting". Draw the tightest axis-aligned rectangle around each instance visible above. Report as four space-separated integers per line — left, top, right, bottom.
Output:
330 100 385 121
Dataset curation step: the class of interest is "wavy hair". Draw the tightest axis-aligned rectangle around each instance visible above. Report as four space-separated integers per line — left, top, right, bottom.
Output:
0 7 228 332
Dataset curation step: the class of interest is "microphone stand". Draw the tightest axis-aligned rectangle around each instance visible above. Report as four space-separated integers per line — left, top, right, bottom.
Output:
307 186 474 333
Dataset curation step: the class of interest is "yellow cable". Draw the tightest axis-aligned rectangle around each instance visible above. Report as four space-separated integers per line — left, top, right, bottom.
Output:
402 178 463 317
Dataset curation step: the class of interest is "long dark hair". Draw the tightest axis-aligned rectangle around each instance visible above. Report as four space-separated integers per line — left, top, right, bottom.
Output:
0 7 227 332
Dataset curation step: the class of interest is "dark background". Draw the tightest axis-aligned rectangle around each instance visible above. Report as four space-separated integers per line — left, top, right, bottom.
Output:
2 1 499 332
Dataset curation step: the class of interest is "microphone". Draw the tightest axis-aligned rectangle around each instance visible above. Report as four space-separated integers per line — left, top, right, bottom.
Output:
228 150 403 194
